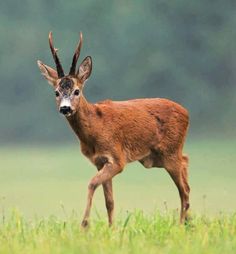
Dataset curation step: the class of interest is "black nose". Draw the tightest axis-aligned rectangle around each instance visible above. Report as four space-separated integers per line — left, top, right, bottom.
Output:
59 106 72 115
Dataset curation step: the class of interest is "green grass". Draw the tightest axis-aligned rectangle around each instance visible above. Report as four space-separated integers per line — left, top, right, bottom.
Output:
0 210 235 254
0 139 235 253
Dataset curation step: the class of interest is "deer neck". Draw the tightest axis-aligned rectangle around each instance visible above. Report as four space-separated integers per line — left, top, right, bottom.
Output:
66 94 95 143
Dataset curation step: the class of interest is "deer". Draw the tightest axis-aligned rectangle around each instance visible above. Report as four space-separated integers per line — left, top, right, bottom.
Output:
37 32 190 228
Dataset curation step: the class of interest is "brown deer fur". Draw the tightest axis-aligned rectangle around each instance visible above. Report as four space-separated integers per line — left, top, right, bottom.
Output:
37 32 190 227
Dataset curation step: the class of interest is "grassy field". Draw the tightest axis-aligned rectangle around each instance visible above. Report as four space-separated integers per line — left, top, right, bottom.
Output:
0 139 235 253
0 210 235 254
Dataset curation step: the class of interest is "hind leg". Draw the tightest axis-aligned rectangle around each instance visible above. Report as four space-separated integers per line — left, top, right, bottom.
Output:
181 154 190 208
164 154 190 223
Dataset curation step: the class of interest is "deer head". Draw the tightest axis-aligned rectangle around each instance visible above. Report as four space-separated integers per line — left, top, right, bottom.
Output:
37 32 92 116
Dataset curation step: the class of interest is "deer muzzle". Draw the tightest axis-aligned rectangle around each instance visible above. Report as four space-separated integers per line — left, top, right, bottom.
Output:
59 98 72 116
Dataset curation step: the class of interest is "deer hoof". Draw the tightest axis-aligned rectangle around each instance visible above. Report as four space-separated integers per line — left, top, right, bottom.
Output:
81 219 89 228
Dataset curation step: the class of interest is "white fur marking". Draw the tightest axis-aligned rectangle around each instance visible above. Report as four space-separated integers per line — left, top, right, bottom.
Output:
60 98 71 108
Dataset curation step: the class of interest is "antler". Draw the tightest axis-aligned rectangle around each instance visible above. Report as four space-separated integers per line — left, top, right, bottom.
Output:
69 32 83 76
48 32 65 78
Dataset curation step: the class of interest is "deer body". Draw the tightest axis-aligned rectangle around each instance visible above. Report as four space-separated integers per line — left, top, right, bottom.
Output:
37 32 190 227
68 97 188 167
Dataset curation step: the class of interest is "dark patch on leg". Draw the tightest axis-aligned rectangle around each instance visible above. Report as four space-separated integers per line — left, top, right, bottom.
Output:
88 182 98 191
95 156 109 170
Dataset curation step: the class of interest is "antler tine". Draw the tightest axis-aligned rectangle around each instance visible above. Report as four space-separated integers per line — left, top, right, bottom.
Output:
48 31 65 78
69 32 83 75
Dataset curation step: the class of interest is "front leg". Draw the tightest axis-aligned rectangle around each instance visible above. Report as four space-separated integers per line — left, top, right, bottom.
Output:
102 180 114 226
81 162 121 228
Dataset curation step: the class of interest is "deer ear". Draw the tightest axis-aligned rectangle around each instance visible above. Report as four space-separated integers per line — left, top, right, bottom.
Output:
37 60 58 86
77 56 92 83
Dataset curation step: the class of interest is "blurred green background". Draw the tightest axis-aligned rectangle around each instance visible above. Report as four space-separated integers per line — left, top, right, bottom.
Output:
0 1 235 217
0 0 236 143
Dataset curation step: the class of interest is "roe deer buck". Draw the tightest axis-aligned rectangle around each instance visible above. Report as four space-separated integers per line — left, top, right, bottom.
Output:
37 32 190 227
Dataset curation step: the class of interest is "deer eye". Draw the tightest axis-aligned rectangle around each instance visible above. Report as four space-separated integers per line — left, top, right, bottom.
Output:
55 91 60 97
74 89 80 96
